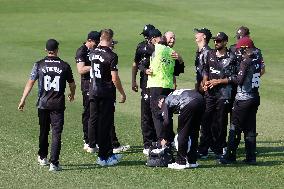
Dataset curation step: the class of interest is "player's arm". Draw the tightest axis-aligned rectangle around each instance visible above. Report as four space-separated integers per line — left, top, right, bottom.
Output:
68 82 76 102
67 64 76 102
228 58 250 85
132 62 138 92
18 79 36 111
112 71 126 103
77 62 91 75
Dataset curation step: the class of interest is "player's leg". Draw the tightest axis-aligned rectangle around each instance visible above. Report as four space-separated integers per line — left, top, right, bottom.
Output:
97 98 114 160
38 109 51 162
141 88 157 151
243 97 260 164
211 98 229 156
49 109 64 171
220 100 247 164
198 94 215 157
187 98 205 165
82 90 90 147
88 98 99 151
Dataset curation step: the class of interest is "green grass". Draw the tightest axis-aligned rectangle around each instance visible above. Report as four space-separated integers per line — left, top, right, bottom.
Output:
0 0 284 188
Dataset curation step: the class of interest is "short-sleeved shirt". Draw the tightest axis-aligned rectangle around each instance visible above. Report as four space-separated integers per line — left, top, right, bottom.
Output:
75 43 92 80
134 41 155 90
30 56 74 110
161 89 204 126
195 45 211 85
89 46 118 99
204 49 237 99
229 44 265 69
228 51 261 100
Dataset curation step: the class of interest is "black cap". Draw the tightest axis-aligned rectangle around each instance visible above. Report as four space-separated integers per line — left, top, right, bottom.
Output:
194 28 212 43
46 39 59 51
236 26 250 39
87 31 101 42
140 24 155 37
148 29 162 39
212 32 228 41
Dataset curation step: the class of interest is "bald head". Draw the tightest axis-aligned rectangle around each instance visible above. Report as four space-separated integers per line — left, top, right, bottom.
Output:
164 31 176 48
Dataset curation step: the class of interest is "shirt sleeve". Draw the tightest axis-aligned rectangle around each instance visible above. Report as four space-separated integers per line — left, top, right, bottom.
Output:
229 58 250 85
111 54 119 71
66 64 75 83
173 59 185 76
75 48 86 63
134 44 142 65
203 51 210 77
29 63 39 81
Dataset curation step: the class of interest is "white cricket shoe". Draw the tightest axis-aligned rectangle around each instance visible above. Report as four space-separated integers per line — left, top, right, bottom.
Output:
49 163 62 172
83 143 90 151
186 162 199 168
168 162 188 170
113 145 130 153
143 148 150 156
37 156 49 166
87 144 99 153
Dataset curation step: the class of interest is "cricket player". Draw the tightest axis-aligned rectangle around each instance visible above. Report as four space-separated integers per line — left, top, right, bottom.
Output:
18 39 76 171
75 31 100 151
88 29 126 166
159 89 205 169
220 37 261 165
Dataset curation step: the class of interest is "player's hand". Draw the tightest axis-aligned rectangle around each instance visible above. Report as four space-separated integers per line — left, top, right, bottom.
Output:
207 79 220 89
18 100 25 111
119 94 126 103
68 93 75 102
145 68 153 75
132 81 138 92
171 51 179 60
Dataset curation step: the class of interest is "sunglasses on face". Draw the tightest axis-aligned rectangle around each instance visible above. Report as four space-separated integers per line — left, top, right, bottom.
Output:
214 39 223 43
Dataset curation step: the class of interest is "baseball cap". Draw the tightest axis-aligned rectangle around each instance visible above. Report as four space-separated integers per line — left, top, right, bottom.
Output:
148 29 162 39
194 28 212 43
46 39 59 51
140 24 155 37
212 32 228 41
236 37 254 49
236 26 250 39
87 31 101 42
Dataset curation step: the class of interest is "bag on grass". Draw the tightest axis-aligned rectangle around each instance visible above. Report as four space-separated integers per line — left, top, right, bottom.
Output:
146 145 174 167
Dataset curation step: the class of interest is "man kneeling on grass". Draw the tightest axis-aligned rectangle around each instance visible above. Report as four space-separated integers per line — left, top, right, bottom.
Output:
158 89 205 169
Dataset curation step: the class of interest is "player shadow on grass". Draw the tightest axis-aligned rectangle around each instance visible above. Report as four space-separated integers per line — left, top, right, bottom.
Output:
61 161 146 171
61 163 106 171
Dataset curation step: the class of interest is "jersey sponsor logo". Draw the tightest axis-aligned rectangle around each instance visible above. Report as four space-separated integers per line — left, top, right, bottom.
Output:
161 57 172 65
45 60 61 63
90 54 105 62
210 67 221 75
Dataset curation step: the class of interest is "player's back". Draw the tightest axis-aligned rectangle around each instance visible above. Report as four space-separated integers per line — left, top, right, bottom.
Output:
35 56 74 110
89 46 117 99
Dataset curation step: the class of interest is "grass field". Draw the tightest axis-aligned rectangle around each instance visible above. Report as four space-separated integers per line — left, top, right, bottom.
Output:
0 0 284 188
